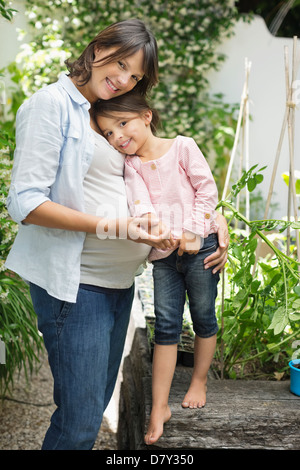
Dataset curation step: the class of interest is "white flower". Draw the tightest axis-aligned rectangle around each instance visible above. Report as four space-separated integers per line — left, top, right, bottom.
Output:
28 12 37 20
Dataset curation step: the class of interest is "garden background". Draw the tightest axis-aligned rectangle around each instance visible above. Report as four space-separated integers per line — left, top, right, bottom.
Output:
0 0 300 394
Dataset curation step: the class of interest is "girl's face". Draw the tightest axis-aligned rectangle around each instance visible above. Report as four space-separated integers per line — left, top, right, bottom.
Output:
97 111 152 155
79 47 145 103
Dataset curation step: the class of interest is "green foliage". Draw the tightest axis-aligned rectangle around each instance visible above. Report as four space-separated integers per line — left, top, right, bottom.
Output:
0 126 43 395
0 0 17 21
3 0 239 188
1 3 43 395
216 165 300 379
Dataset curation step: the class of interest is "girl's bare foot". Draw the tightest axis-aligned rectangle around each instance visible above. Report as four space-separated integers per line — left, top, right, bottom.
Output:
144 405 172 445
181 378 207 408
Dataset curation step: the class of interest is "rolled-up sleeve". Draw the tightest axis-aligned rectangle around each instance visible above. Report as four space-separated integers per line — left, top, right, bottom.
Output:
7 90 63 223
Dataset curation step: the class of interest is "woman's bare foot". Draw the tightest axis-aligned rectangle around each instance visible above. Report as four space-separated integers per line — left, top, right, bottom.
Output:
181 378 207 408
144 405 172 445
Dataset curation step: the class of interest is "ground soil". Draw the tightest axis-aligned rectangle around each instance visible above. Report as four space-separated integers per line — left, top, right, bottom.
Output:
0 351 117 450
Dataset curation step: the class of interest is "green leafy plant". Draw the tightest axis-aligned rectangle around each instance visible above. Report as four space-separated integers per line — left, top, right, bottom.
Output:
0 5 43 393
0 0 17 21
0 127 44 395
215 165 300 379
282 170 300 196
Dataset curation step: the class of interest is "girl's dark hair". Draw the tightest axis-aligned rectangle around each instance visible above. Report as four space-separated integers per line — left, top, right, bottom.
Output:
93 90 161 134
65 19 158 96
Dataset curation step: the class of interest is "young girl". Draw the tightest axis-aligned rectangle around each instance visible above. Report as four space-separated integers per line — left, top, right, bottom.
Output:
93 91 221 446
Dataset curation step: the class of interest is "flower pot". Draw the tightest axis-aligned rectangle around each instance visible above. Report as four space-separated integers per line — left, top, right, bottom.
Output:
289 359 300 396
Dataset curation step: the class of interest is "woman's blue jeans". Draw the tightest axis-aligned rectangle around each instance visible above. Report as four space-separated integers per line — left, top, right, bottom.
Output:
30 282 134 450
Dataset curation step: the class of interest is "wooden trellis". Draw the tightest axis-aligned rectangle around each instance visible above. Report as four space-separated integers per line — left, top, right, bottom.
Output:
221 37 300 267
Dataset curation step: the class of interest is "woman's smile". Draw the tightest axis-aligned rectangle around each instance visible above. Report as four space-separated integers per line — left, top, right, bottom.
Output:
105 77 119 93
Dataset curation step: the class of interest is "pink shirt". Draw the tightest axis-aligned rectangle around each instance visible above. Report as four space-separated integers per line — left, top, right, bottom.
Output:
124 135 218 261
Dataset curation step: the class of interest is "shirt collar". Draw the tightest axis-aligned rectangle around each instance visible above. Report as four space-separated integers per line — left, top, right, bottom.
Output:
58 73 91 110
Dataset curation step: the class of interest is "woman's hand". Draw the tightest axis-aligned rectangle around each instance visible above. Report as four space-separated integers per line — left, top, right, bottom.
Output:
204 212 229 274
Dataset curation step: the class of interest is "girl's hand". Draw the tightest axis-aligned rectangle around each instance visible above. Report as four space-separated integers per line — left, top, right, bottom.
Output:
119 215 176 250
146 218 177 251
178 231 202 256
204 213 229 274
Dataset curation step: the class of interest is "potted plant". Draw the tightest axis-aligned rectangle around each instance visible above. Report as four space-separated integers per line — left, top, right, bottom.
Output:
289 358 300 396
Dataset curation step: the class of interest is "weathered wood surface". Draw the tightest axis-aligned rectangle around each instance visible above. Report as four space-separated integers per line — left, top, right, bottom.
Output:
117 328 300 450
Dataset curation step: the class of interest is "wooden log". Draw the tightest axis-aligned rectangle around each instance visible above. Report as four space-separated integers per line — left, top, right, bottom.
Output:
117 328 300 450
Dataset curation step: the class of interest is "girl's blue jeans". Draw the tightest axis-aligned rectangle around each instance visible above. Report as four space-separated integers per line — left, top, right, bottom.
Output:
30 282 134 450
152 233 220 344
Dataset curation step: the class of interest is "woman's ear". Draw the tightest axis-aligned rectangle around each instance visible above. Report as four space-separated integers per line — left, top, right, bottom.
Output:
143 110 153 126
94 45 101 61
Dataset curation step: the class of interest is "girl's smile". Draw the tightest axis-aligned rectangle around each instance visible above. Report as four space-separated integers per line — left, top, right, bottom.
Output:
119 138 132 150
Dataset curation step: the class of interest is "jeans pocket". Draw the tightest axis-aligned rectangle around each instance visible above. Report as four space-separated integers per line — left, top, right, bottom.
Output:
199 242 217 254
198 233 218 253
53 299 73 336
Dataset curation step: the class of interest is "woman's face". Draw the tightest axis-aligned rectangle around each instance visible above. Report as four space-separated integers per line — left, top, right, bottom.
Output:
80 47 145 103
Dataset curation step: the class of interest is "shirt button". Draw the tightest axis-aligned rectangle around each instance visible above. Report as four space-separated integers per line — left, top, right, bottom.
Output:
151 163 157 170
205 213 211 219
134 200 140 205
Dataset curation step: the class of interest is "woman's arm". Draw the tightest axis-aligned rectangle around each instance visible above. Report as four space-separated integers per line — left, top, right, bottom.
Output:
24 201 101 233
24 200 173 249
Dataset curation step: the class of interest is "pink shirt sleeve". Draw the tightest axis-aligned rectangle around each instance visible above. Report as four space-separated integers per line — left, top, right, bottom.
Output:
180 137 219 238
124 158 156 217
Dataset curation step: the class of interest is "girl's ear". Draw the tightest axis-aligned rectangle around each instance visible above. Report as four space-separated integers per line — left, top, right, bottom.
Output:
143 110 153 126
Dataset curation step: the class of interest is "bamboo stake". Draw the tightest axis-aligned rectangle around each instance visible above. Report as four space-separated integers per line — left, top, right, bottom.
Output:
286 45 292 256
244 61 251 235
220 59 251 378
287 37 300 267
220 206 225 380
222 58 251 200
253 37 300 271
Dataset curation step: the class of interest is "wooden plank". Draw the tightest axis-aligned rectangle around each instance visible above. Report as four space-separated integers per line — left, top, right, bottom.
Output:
142 373 300 450
118 328 300 450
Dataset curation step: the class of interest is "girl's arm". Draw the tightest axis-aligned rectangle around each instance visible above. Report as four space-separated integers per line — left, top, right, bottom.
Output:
204 212 229 273
180 137 219 238
179 138 228 271
124 158 156 217
124 158 176 250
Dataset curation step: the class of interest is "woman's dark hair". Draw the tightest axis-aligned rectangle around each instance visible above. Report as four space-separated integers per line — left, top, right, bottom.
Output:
65 19 158 96
92 89 161 134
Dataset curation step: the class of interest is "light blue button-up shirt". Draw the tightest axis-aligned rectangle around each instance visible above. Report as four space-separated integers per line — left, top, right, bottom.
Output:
5 74 96 302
